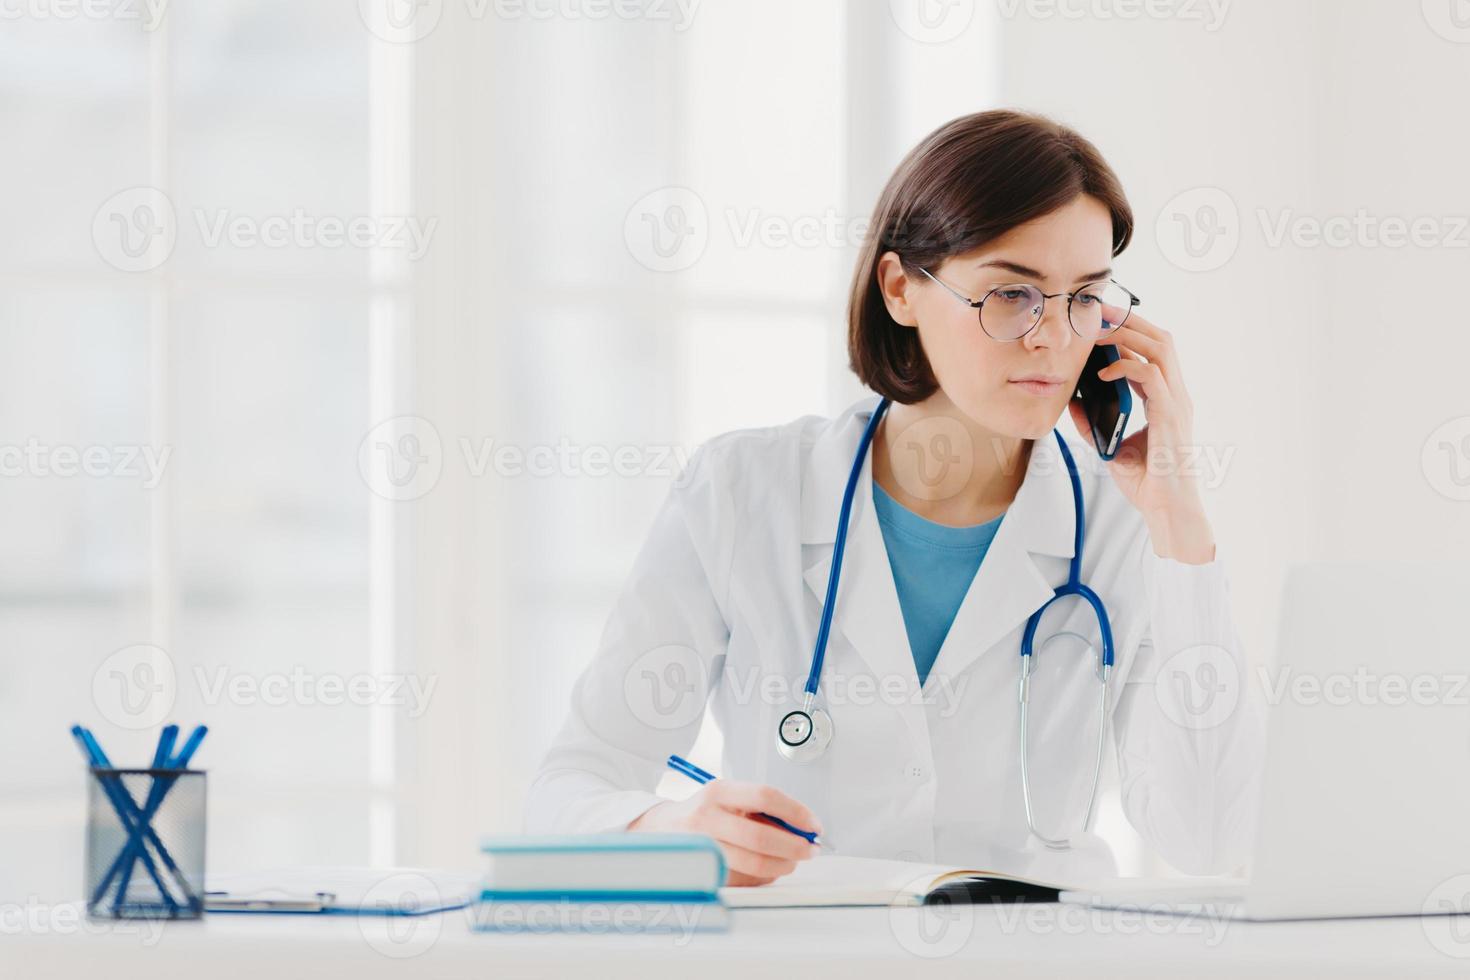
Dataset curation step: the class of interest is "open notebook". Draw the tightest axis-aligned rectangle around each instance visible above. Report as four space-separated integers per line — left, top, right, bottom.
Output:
720 855 1073 908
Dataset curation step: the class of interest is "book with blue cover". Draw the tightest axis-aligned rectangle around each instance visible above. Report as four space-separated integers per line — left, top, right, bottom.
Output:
472 833 729 933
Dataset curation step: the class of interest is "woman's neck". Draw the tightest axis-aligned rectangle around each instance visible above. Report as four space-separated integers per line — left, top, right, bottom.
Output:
871 393 1031 527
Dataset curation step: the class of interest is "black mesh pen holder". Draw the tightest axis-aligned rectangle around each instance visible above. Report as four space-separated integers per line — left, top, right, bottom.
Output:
85 768 207 919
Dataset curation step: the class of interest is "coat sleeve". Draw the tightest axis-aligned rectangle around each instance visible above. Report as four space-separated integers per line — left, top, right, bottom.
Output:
522 445 733 834
1109 531 1267 875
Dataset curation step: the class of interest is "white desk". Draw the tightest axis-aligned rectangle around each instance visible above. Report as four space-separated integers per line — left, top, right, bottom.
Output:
6 902 1468 979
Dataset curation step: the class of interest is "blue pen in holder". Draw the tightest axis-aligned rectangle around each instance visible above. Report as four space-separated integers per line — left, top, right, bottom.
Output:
85 766 207 919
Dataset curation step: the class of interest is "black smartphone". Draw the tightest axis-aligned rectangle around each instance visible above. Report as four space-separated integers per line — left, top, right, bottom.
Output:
1074 344 1132 460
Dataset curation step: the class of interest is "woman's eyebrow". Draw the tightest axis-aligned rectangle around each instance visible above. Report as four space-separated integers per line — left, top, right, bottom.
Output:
975 259 1113 284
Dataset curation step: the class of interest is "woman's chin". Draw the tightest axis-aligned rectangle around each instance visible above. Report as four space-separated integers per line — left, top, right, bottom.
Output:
938 393 1067 443
996 406 1067 442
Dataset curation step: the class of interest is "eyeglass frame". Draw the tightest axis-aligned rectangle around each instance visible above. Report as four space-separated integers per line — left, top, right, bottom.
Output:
917 266 1142 342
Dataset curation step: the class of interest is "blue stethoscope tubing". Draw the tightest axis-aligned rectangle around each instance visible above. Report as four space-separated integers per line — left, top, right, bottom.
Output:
777 396 1115 850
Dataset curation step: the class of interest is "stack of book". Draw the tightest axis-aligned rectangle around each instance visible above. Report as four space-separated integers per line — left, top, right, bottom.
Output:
472 833 729 933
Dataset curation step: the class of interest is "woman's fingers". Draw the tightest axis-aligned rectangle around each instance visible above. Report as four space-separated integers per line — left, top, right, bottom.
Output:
717 840 799 881
1097 321 1186 392
631 783 821 888
1097 355 1171 405
705 780 823 835
1108 308 1166 341
703 806 819 863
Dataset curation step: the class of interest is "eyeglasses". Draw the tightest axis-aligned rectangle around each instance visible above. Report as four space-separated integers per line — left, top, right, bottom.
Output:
918 267 1141 342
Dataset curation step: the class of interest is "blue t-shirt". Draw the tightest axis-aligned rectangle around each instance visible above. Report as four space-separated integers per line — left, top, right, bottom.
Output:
871 481 1005 687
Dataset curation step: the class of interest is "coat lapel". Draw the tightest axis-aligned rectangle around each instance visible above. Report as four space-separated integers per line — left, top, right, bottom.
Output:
925 429 1078 688
801 398 1080 694
801 399 916 692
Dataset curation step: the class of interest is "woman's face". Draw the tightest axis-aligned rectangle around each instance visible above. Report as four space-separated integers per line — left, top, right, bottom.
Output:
884 194 1117 440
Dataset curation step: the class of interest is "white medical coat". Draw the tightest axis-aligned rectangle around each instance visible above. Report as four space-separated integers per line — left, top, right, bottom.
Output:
526 397 1264 881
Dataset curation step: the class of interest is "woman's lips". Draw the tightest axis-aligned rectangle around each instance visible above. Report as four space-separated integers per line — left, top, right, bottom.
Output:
1009 379 1064 395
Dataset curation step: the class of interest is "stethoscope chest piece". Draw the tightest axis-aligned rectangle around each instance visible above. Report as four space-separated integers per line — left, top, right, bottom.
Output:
776 705 833 763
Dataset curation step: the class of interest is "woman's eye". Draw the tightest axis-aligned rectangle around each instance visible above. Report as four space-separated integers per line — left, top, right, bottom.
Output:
995 288 1030 303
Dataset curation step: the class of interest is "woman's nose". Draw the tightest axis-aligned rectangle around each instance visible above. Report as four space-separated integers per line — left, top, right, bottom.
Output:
1023 297 1073 351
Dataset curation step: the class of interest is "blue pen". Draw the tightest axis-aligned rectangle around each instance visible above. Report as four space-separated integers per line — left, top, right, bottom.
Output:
171 725 208 768
106 725 207 907
666 754 823 846
110 725 179 905
70 726 180 912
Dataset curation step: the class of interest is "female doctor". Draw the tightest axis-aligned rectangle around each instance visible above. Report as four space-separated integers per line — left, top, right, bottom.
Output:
525 110 1263 886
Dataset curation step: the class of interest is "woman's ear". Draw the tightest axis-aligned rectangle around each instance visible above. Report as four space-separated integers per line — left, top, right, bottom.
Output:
875 251 920 328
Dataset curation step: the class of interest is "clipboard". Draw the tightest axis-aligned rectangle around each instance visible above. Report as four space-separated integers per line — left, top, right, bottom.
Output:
204 867 479 916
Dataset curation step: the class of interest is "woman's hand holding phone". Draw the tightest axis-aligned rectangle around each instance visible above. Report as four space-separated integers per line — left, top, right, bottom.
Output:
1067 304 1217 565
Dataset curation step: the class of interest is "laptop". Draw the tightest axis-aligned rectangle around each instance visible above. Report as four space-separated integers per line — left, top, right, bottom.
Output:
1063 560 1470 921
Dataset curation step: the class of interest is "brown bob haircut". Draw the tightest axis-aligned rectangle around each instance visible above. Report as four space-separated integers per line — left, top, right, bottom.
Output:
848 109 1134 404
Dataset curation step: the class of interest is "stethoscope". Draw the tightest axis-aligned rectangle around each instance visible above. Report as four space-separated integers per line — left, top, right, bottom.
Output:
775 397 1115 850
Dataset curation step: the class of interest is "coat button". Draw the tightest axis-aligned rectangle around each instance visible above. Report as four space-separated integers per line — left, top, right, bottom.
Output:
905 764 926 779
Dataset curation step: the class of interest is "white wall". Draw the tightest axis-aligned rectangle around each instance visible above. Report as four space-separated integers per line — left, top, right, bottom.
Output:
400 0 1005 867
998 0 1470 652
